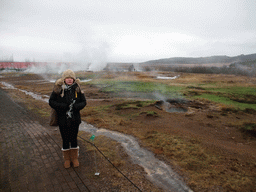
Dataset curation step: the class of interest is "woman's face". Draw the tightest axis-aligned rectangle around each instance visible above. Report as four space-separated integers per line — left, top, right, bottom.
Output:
65 78 74 85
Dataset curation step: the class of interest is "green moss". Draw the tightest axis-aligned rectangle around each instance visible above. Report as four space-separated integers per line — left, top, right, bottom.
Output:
145 111 157 115
88 80 183 95
194 94 256 110
88 79 256 111
206 86 256 95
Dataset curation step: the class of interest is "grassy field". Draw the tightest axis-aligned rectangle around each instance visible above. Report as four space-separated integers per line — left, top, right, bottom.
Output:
1 71 256 191
82 72 256 111
81 72 256 191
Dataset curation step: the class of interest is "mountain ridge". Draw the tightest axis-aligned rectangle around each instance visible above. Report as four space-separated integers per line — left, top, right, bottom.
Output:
141 53 256 65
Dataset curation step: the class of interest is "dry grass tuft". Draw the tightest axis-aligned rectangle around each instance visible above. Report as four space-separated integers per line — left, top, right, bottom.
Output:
118 119 126 126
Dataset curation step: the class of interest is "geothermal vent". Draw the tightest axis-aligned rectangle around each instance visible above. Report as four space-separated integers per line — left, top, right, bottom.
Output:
155 98 190 113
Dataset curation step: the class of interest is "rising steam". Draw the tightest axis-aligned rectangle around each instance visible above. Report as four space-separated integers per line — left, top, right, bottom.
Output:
24 39 110 74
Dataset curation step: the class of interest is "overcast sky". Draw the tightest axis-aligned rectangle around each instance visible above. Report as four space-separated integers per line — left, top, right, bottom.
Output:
1 0 256 64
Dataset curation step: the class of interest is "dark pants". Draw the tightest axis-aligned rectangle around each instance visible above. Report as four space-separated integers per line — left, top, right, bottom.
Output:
59 120 79 150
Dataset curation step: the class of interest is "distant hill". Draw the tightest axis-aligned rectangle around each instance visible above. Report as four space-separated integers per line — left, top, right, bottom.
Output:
141 53 256 65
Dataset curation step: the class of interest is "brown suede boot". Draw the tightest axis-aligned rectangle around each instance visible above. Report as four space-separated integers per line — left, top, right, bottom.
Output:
70 147 79 167
62 149 71 168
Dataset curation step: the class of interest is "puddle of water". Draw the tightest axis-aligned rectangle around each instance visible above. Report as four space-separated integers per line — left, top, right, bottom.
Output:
1 81 193 192
24 80 54 84
80 79 92 82
155 100 189 113
166 108 188 113
1 82 16 89
156 75 179 80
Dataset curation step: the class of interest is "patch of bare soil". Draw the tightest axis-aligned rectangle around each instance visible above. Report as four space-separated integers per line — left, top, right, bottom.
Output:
1 72 256 192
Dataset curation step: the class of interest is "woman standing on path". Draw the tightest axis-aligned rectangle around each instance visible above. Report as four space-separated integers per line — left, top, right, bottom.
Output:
49 69 86 168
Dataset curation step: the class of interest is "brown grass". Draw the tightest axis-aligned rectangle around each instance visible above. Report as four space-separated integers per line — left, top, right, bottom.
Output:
142 131 255 191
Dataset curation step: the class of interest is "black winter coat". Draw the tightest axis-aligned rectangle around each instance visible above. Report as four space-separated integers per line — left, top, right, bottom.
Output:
49 82 86 127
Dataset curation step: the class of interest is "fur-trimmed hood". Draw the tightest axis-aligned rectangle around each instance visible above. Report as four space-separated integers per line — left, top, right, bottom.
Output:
53 78 82 96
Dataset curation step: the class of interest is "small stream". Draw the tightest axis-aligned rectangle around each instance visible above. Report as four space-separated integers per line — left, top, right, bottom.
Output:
80 123 192 192
1 81 192 192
